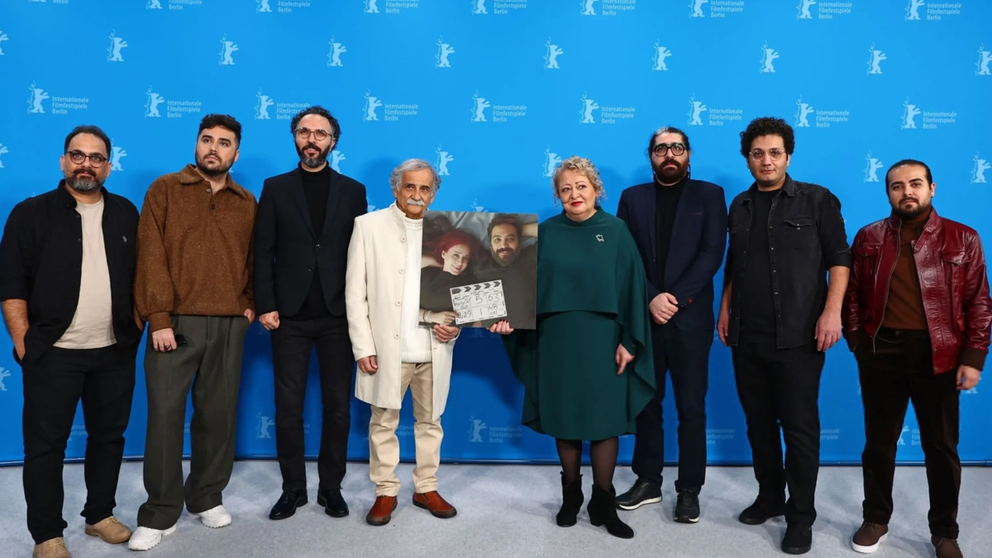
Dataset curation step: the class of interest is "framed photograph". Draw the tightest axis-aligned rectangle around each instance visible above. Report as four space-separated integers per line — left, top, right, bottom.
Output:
419 210 538 329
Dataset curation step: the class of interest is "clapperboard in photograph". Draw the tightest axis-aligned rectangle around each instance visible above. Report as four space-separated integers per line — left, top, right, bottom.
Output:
450 281 508 325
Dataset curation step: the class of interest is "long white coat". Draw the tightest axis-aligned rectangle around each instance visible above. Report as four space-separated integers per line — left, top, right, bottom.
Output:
345 203 457 421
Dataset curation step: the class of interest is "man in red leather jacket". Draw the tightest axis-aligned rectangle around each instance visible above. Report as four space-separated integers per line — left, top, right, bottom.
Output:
842 159 991 558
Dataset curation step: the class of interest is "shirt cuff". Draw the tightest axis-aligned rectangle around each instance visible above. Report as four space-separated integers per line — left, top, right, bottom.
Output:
825 251 853 269
148 312 173 333
959 347 987 371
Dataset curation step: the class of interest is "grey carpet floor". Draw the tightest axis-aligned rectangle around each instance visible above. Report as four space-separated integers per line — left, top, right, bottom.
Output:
0 461 989 558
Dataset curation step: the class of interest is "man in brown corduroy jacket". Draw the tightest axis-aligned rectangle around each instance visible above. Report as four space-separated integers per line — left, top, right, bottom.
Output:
128 114 257 552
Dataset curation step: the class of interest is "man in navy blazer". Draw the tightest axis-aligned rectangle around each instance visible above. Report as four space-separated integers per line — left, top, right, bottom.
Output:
253 106 367 521
615 127 727 523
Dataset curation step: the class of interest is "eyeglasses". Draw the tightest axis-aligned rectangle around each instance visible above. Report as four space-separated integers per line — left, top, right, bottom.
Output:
749 148 787 161
65 150 108 166
652 142 686 157
295 127 332 141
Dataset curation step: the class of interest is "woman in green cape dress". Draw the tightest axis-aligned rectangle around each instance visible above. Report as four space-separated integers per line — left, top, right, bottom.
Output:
490 156 656 539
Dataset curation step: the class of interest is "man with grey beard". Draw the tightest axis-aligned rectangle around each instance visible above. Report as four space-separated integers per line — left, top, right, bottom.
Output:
254 106 367 521
0 125 143 558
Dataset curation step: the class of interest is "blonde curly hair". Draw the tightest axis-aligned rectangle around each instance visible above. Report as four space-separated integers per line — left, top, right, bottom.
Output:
550 156 606 206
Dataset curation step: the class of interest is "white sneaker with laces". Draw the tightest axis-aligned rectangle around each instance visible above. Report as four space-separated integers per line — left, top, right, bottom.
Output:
189 505 232 528
127 525 176 551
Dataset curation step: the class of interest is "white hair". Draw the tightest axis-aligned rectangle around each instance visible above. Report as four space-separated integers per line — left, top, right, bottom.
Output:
389 158 441 193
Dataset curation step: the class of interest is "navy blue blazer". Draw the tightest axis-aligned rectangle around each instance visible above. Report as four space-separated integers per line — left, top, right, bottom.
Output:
617 176 728 330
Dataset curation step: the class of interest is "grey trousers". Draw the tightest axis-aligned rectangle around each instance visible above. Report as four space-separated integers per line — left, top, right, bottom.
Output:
137 315 250 529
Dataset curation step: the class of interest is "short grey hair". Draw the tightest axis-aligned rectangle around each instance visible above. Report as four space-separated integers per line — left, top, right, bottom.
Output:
389 158 441 193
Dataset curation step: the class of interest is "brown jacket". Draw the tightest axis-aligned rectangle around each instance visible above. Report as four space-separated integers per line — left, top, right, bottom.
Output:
135 164 257 332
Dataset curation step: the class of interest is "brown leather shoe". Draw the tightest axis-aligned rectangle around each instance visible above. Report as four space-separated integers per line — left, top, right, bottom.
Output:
852 521 888 553
33 537 71 558
85 516 132 544
932 536 964 558
366 495 398 526
412 491 457 519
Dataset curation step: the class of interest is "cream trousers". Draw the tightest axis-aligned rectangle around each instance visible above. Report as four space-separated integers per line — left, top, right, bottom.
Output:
368 362 442 496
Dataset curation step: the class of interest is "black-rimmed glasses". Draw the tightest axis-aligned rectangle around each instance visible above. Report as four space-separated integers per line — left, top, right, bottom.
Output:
653 142 686 157
66 150 108 166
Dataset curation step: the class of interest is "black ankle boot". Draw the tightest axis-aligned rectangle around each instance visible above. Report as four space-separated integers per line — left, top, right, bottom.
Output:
588 484 634 539
556 473 584 527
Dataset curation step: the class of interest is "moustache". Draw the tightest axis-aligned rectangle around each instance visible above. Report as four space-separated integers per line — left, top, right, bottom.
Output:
304 143 319 152
407 199 426 206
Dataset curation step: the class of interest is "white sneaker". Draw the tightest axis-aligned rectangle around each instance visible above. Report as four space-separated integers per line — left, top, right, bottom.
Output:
189 505 232 529
127 525 176 551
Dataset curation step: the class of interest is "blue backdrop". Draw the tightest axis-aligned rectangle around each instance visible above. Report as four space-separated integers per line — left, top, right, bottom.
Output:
0 0 989 466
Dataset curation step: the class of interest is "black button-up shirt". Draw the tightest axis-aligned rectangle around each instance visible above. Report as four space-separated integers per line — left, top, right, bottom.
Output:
0 182 142 365
724 175 852 349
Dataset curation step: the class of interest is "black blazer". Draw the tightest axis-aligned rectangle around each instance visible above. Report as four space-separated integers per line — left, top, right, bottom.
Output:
617 176 727 331
253 166 367 317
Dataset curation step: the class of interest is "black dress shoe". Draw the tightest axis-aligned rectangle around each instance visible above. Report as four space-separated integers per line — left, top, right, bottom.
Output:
615 478 662 511
738 497 785 525
782 524 813 555
317 487 349 518
269 489 308 520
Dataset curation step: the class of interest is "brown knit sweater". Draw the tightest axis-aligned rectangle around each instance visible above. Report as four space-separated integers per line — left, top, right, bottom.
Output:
881 208 930 331
135 164 257 333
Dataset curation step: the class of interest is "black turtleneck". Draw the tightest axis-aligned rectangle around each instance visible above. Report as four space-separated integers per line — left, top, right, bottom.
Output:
654 174 687 292
292 164 331 320
301 164 331 236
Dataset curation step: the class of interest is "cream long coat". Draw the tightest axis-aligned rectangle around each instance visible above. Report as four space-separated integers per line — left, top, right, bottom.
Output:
345 203 458 421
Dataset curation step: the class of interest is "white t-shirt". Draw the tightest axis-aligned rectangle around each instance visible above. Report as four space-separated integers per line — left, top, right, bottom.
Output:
55 197 117 349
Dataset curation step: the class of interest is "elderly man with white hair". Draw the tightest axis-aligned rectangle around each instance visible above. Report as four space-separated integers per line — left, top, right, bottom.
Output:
345 158 461 527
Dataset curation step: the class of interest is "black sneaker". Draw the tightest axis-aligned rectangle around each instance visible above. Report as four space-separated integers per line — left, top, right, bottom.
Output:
738 497 786 525
614 479 662 511
782 524 813 555
674 490 700 523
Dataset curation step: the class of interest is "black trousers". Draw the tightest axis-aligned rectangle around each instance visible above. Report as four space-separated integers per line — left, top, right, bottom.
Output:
21 344 136 544
271 315 354 492
857 328 961 540
732 332 825 528
631 325 712 492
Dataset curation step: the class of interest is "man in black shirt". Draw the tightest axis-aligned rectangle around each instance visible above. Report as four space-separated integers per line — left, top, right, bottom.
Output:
0 125 143 558
718 117 851 555
615 127 727 524
254 106 367 521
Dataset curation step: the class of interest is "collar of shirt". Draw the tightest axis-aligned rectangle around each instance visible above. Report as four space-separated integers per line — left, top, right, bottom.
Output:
55 180 110 209
741 173 797 203
179 163 251 199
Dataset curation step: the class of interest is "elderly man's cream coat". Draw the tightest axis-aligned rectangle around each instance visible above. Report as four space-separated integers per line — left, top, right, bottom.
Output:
345 203 457 421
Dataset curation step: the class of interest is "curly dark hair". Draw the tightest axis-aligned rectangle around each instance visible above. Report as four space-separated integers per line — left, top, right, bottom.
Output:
198 114 242 145
739 117 795 158
289 105 341 142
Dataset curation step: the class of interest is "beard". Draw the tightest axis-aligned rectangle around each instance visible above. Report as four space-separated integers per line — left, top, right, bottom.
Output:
653 159 687 185
195 152 233 177
296 142 330 169
65 170 103 192
492 246 517 267
892 198 931 219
